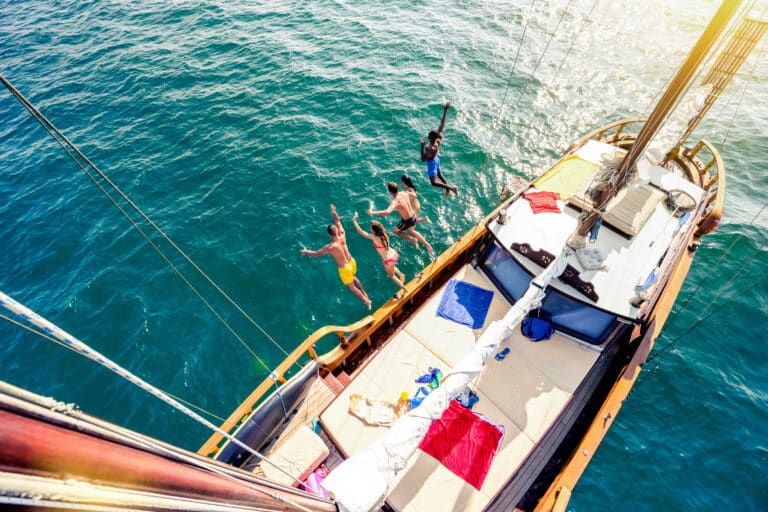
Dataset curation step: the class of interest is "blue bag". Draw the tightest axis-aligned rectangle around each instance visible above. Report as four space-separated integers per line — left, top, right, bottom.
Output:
521 316 553 341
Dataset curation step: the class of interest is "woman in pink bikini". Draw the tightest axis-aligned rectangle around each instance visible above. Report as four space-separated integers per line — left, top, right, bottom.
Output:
352 212 408 299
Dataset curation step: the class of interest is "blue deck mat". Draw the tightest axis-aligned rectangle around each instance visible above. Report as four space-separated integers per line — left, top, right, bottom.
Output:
436 279 494 329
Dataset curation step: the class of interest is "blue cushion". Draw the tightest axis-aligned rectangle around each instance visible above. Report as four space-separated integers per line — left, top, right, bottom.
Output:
436 279 494 329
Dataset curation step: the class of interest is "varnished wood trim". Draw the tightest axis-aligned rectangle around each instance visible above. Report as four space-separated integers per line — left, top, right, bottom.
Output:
535 232 697 511
197 316 374 456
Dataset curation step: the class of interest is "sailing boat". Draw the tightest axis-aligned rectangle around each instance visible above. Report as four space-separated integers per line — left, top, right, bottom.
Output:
1 1 765 511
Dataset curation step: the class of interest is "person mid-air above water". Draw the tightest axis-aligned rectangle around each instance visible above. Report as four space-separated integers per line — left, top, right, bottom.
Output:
301 204 372 309
421 101 459 197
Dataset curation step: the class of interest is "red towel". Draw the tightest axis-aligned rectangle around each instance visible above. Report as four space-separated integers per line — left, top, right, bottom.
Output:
523 191 561 214
418 400 504 490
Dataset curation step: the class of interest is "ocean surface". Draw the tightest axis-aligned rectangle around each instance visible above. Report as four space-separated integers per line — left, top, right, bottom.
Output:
1 0 766 509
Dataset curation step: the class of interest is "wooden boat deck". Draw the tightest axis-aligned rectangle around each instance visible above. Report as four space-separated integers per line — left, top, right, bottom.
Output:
246 376 337 476
318 264 600 511
491 139 707 319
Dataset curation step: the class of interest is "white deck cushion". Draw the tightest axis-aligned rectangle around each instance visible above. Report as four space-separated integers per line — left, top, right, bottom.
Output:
602 183 665 236
320 330 446 457
260 424 329 487
387 450 492 512
404 265 510 368
475 346 571 442
505 331 599 395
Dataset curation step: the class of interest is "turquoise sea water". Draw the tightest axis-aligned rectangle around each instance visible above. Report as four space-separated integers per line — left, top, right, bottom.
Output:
1 0 766 509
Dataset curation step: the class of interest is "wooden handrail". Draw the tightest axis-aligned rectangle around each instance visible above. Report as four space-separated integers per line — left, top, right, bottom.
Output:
303 316 376 351
197 315 374 457
198 206 498 458
568 118 647 148
690 139 725 236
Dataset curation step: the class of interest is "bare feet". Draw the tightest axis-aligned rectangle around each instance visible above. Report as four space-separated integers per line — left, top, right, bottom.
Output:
444 188 451 198
365 299 372 310
452 186 459 195
412 239 420 250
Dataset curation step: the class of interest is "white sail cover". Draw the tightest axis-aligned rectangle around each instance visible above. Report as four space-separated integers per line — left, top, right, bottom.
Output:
322 252 569 512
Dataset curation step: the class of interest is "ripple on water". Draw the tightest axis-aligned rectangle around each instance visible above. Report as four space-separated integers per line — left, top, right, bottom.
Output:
1 2 767 509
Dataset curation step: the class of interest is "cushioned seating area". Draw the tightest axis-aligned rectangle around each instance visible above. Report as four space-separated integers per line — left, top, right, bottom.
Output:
602 183 665 236
386 386 534 512
475 347 571 442
405 265 510 368
387 450 491 512
260 424 329 487
569 182 665 237
533 154 599 201
320 330 446 457
320 263 600 511
504 331 600 395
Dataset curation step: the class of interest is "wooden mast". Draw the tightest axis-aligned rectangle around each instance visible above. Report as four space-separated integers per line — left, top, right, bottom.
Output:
575 0 744 238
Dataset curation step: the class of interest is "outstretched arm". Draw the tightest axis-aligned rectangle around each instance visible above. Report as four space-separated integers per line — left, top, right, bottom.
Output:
330 204 344 235
436 101 450 137
301 243 332 257
420 138 427 162
367 199 396 217
352 212 373 239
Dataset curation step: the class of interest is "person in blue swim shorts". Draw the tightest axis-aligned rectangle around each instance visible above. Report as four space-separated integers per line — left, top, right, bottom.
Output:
420 101 459 197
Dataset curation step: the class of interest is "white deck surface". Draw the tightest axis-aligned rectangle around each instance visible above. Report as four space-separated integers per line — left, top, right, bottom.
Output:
320 264 600 511
491 139 706 319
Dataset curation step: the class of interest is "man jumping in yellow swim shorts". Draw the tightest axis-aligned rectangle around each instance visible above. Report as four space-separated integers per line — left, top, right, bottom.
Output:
301 204 372 309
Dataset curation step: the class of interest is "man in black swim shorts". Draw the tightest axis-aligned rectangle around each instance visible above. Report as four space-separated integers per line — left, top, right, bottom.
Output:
368 182 434 256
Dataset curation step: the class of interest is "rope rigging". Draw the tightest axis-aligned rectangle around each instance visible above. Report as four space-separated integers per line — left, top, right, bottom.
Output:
480 0 588 182
649 0 761 151
636 200 768 388
637 262 768 389
0 309 231 423
0 73 289 371
718 14 768 147
486 0 536 141
544 0 602 98
0 290 309 492
0 389 317 512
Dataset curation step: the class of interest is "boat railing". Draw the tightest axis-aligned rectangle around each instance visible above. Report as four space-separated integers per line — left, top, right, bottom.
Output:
566 118 647 152
683 138 725 235
197 316 374 457
566 117 725 236
199 219 495 458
